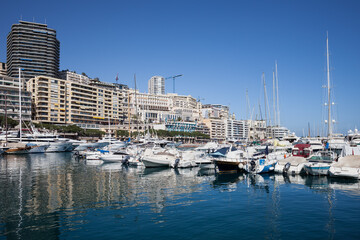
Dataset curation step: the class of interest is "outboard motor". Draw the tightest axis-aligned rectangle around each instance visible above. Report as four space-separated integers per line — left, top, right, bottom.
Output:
122 155 130 166
250 160 256 172
174 158 180 168
283 162 291 173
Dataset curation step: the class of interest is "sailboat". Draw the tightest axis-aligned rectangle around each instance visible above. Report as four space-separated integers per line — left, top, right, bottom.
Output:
304 33 337 175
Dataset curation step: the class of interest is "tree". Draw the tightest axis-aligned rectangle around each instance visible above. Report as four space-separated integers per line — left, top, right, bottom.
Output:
0 116 19 129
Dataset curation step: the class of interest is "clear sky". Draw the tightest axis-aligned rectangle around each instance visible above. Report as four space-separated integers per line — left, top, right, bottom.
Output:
1 0 359 136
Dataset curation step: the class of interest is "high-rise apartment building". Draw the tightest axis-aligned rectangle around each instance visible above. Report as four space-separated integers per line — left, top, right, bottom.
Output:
27 75 128 129
148 76 165 95
7 21 60 80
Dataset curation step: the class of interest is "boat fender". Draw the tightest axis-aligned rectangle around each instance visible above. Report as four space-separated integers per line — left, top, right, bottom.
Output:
283 162 291 173
174 158 180 168
238 163 244 169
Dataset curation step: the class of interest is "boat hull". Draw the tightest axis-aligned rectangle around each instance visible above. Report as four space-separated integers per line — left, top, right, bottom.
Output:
100 154 129 163
142 157 173 168
304 163 331 176
329 166 360 179
214 160 243 172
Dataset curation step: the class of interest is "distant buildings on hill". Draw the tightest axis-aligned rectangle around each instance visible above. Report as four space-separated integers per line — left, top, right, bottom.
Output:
0 20 291 141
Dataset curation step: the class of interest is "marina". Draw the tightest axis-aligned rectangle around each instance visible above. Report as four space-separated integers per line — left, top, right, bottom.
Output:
0 152 359 239
1 1 360 239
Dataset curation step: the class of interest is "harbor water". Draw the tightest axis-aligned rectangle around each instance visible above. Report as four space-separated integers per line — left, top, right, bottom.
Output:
0 153 359 239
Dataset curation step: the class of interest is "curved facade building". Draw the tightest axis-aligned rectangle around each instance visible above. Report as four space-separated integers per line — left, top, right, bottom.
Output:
7 21 60 80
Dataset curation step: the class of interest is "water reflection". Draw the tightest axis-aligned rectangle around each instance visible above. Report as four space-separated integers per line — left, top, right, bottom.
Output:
0 153 359 239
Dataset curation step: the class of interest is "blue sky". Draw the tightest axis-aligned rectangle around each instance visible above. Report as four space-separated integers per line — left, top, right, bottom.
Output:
1 0 359 136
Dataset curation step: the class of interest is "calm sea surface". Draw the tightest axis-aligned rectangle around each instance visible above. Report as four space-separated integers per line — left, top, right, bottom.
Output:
0 153 359 240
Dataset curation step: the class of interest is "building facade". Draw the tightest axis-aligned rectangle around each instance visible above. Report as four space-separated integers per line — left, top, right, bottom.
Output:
226 119 249 141
148 76 165 95
202 118 226 141
0 62 6 76
27 75 127 129
59 71 90 83
7 21 60 80
0 75 31 122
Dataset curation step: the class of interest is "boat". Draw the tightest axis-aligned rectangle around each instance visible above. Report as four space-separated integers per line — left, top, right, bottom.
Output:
141 147 179 168
275 144 312 174
304 150 337 176
213 149 247 172
303 33 339 176
99 151 130 163
244 157 277 174
329 155 360 179
5 142 49 154
141 147 196 168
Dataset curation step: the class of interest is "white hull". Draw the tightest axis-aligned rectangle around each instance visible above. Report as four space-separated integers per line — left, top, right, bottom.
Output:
275 163 305 175
304 163 331 176
45 142 73 152
329 166 360 179
142 156 174 168
274 157 307 174
328 155 360 179
100 154 129 163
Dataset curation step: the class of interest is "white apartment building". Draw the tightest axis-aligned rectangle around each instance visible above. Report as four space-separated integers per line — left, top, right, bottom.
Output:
128 90 199 123
201 104 229 120
59 71 90 83
226 119 249 141
266 126 290 139
148 76 165 95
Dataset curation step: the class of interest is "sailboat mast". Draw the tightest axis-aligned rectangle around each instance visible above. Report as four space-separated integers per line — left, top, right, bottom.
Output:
134 74 139 138
275 61 280 126
263 73 268 127
18 68 22 142
128 91 131 140
326 32 332 137
272 71 276 126
263 73 272 128
5 95 7 145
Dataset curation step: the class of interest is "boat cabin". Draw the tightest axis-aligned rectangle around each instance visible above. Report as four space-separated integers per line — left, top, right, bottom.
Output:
292 144 312 158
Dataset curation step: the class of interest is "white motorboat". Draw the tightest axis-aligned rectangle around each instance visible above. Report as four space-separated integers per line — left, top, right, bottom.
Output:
304 150 337 176
275 144 312 174
99 151 130 163
329 155 360 179
141 148 178 168
141 147 196 168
